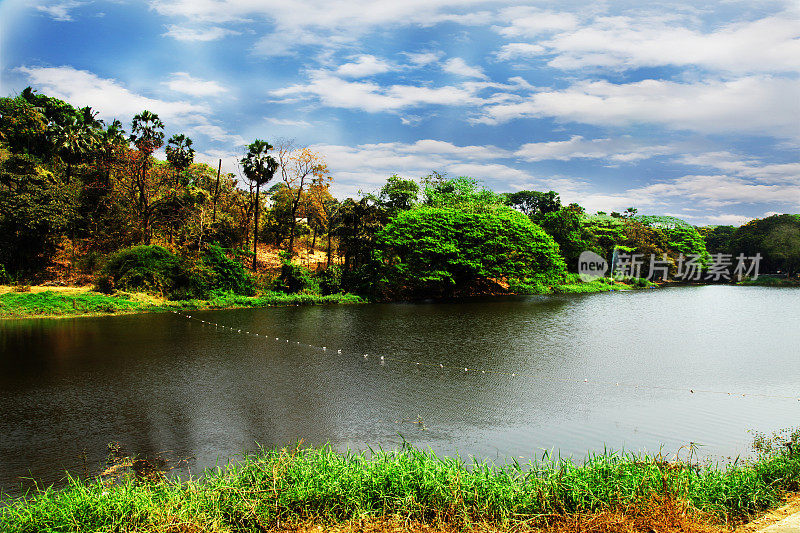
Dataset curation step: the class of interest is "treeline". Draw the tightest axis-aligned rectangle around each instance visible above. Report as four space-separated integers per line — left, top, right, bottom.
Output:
1 88 798 300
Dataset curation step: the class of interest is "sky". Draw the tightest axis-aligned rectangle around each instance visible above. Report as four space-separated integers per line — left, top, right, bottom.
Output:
1 0 798 225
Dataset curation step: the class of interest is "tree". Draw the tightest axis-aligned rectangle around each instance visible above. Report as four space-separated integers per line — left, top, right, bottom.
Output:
765 224 800 276
46 107 103 183
421 175 504 211
379 175 419 213
507 190 561 218
377 206 566 297
240 139 279 270
537 206 597 271
276 140 330 255
128 111 165 243
165 133 195 185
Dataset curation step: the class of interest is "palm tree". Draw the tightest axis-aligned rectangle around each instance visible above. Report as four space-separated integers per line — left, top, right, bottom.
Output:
165 133 195 185
241 140 279 270
129 111 165 243
97 119 126 187
48 114 100 183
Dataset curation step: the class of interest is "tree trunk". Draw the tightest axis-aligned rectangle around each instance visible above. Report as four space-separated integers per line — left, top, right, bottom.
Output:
252 183 260 271
212 159 221 223
326 232 332 268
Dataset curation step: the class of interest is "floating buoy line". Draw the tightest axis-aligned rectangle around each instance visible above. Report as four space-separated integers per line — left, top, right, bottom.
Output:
169 310 800 402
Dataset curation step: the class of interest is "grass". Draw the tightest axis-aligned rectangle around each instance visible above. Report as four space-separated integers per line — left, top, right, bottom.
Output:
0 288 365 319
738 275 800 287
0 290 144 318
2 440 799 533
552 274 657 294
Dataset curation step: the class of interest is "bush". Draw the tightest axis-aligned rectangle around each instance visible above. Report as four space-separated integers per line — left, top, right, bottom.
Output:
203 244 255 296
316 265 343 295
99 245 210 300
377 206 567 298
0 264 10 284
273 258 319 294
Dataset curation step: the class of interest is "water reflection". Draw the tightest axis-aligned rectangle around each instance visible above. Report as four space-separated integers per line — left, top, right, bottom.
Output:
1 286 798 495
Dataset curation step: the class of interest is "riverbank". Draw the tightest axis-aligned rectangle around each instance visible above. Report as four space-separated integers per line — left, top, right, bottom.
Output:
0 286 365 319
0 277 652 320
2 439 799 533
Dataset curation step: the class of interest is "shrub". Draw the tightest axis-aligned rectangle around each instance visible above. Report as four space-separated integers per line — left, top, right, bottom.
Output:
99 245 210 300
377 206 567 298
316 265 343 295
203 244 255 296
273 259 319 294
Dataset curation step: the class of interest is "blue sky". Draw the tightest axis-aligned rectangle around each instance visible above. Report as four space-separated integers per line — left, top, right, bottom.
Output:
1 0 798 225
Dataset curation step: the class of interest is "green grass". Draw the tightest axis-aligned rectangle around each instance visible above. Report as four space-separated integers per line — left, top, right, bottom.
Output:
160 291 366 311
738 276 800 287
2 442 799 532
0 290 143 318
0 289 365 319
551 274 657 294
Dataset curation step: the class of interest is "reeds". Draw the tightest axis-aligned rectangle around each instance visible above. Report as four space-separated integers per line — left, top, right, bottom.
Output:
2 442 798 532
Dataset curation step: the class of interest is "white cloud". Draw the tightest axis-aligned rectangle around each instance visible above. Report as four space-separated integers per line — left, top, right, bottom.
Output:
162 24 241 42
151 0 505 56
676 152 800 183
17 65 209 123
165 72 228 97
703 214 754 226
404 51 443 66
442 57 487 79
477 77 800 139
16 65 244 145
535 12 800 74
271 70 485 113
496 43 545 61
628 174 800 209
336 55 392 78
515 135 675 162
187 120 246 145
34 1 85 22
310 139 580 197
266 118 311 127
495 8 578 37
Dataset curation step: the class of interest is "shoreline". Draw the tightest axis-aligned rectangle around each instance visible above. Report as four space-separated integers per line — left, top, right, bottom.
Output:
2 441 798 532
0 279 649 320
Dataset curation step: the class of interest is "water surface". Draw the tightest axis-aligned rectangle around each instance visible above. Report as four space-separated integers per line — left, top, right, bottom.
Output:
1 286 798 495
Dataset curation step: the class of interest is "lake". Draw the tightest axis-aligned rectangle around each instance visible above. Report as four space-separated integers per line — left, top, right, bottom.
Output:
1 285 798 496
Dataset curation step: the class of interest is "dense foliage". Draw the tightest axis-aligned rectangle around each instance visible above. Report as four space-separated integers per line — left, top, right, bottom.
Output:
378 206 566 297
1 87 798 300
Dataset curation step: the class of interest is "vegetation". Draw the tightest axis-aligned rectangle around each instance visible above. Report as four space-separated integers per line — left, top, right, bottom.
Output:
1 86 798 318
378 206 566 298
0 288 363 319
3 432 799 532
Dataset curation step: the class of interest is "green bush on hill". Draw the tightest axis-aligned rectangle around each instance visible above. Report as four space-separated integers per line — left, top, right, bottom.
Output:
98 244 255 300
377 206 566 297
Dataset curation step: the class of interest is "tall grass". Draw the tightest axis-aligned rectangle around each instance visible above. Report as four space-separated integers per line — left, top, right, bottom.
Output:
3 442 799 532
0 290 142 318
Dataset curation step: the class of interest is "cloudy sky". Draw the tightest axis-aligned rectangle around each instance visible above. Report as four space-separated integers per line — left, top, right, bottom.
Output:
1 0 798 224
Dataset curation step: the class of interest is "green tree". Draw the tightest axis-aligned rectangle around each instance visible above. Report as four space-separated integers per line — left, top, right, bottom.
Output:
506 190 561 218
129 111 165 243
48 112 101 182
240 139 279 269
379 174 419 213
377 206 566 297
165 133 195 185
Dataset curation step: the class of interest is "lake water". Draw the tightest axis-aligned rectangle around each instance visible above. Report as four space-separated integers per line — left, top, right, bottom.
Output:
1 286 798 495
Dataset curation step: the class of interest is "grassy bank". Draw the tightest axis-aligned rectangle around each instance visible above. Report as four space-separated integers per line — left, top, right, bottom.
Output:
738 275 800 287
0 276 648 319
2 440 799 533
0 287 365 319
